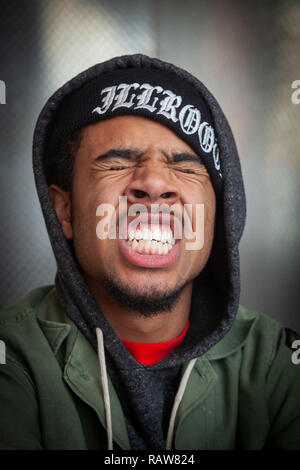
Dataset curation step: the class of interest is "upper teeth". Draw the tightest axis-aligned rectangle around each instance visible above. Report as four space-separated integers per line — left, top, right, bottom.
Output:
128 227 175 245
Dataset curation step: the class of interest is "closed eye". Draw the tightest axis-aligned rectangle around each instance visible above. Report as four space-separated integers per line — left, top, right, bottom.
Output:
108 166 128 171
108 164 137 171
173 168 196 174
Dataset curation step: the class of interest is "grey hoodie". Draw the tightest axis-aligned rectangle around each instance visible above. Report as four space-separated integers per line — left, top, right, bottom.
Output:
32 54 246 449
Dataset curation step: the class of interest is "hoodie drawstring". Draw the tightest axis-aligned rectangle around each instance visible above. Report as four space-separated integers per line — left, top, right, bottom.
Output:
96 327 113 450
96 327 197 451
165 357 197 450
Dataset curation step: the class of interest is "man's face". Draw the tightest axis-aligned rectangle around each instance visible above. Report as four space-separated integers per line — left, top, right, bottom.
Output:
55 115 216 314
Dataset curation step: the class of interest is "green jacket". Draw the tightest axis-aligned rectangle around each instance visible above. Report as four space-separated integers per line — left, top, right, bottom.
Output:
0 285 299 450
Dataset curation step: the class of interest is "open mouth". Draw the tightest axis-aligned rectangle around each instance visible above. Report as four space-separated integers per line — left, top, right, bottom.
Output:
126 224 176 255
119 214 181 268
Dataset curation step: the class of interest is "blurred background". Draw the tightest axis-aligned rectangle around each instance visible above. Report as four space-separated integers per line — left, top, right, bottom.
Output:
0 0 299 330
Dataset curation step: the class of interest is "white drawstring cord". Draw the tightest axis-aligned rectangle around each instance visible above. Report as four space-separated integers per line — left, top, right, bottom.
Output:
166 357 197 450
96 327 113 450
96 326 196 451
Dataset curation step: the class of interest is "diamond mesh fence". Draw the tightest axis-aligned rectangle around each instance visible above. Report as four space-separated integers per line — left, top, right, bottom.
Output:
0 0 299 330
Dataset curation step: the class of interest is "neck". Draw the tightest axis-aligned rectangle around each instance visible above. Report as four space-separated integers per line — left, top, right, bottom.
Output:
86 278 193 343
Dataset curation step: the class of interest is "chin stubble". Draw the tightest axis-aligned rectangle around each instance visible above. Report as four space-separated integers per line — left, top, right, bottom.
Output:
100 273 187 318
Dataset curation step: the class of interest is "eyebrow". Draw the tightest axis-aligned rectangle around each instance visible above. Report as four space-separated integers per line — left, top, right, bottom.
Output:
93 149 144 162
168 152 203 164
93 148 203 164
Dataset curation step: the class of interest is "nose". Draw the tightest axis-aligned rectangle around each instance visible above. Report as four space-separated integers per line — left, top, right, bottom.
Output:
124 166 180 206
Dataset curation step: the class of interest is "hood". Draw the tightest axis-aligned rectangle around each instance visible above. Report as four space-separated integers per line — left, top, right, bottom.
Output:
32 53 246 368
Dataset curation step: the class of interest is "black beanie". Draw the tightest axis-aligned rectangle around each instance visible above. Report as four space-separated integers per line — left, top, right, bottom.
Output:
45 66 223 198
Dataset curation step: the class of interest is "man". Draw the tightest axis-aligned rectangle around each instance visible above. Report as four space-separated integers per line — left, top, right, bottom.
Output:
0 54 299 450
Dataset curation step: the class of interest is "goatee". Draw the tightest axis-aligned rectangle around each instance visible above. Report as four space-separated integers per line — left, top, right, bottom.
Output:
100 274 187 318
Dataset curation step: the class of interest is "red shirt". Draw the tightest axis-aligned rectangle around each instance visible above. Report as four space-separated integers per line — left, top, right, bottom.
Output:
121 321 190 366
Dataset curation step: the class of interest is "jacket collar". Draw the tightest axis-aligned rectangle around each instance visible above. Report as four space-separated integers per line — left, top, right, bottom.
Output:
36 286 257 360
36 285 256 449
36 286 131 449
206 308 257 360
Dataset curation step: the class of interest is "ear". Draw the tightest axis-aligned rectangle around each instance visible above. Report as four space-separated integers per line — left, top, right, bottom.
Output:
49 184 73 239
